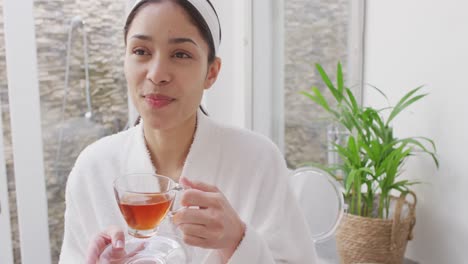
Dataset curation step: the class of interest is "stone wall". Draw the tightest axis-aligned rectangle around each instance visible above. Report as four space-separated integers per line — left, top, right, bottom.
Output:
284 0 349 168
0 0 128 263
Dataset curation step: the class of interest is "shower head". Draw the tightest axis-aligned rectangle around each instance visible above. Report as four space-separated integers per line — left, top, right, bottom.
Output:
65 15 93 120
70 16 84 28
84 111 93 119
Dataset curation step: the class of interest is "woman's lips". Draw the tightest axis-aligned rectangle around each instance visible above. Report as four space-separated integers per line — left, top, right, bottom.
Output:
143 94 175 109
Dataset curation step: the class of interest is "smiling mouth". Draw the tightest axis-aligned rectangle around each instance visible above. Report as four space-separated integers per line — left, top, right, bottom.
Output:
143 94 175 109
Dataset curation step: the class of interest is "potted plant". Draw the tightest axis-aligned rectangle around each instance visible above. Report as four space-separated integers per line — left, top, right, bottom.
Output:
301 63 438 264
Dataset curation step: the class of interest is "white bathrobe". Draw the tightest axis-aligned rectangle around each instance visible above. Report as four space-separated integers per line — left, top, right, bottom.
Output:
59 110 318 263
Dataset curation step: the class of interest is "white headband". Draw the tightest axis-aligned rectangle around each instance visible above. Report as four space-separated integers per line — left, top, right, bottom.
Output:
128 0 221 54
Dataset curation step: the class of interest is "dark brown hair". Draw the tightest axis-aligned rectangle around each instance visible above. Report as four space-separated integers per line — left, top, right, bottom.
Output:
124 0 220 63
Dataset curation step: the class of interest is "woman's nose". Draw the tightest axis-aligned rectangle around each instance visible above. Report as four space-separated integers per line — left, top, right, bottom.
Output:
147 56 171 86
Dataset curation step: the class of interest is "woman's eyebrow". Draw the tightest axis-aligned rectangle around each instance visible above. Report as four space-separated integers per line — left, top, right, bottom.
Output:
168 37 198 47
128 35 198 47
130 34 152 41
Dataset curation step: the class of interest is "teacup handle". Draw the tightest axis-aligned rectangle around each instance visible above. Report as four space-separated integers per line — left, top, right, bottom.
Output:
168 183 186 218
173 183 184 192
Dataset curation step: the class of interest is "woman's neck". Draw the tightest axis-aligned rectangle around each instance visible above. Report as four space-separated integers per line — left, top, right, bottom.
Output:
143 114 197 181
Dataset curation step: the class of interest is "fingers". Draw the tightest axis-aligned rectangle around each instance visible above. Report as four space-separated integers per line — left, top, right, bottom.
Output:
106 226 125 249
86 234 111 264
176 179 244 253
179 223 206 237
180 177 219 193
86 226 125 264
182 234 210 248
180 189 222 208
172 207 213 226
178 224 226 249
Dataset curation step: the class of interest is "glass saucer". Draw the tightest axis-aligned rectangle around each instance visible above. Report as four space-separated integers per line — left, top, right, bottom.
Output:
100 232 193 264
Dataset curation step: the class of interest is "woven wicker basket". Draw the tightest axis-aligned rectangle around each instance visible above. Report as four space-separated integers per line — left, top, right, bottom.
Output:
335 192 417 264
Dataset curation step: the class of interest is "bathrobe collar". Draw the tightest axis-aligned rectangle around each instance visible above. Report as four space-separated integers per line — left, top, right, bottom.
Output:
124 109 221 183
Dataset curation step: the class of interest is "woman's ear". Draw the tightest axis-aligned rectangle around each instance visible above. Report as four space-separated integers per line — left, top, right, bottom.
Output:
204 57 222 90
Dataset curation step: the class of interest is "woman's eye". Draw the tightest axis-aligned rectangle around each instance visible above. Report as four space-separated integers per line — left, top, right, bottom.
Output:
173 52 191 59
133 48 149 56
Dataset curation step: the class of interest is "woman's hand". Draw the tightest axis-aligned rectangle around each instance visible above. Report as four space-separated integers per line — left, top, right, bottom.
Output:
86 226 125 264
173 178 246 262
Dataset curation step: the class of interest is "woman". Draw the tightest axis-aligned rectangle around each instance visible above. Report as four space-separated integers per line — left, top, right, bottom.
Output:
59 0 318 263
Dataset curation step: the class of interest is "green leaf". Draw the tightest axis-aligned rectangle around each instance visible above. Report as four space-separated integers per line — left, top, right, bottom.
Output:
357 167 374 175
367 83 389 102
347 136 361 165
381 146 411 190
397 137 439 168
391 180 420 190
345 88 359 114
415 136 438 152
337 63 344 95
356 172 362 215
387 86 426 124
393 185 409 193
300 88 341 119
315 64 342 102
300 88 330 112
345 169 357 192
335 143 352 159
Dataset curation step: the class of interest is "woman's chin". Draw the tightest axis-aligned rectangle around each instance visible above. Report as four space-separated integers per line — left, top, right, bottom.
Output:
138 108 196 131
142 118 173 131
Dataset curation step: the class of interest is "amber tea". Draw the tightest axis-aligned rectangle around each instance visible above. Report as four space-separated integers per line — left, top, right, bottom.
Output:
118 193 172 234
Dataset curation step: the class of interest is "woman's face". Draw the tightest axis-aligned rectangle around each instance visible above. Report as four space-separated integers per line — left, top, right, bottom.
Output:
125 1 220 130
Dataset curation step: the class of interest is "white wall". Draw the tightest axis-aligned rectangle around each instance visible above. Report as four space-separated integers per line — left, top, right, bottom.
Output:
203 0 252 129
206 0 285 150
364 1 468 263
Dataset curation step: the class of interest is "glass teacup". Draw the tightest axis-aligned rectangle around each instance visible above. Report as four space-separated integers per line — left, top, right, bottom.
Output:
99 173 190 264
